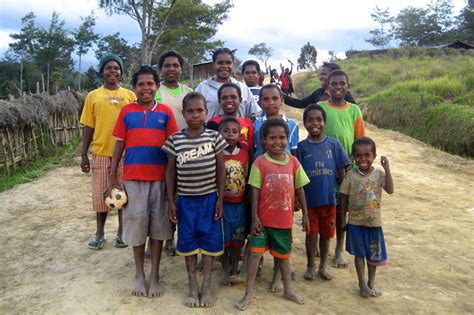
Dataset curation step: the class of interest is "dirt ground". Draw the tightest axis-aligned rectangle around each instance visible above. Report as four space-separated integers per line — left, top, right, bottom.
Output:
1 109 474 314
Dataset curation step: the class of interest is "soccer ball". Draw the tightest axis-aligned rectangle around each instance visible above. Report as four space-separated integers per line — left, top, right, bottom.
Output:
105 188 128 210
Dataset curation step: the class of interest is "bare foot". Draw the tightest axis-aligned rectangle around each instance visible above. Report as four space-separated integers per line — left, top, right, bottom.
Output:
332 252 348 268
229 274 244 285
220 272 232 286
235 291 253 311
304 266 317 280
368 284 382 297
132 273 147 297
184 284 199 308
200 286 216 307
283 291 305 305
318 266 333 280
359 283 375 298
148 278 165 298
165 239 176 256
271 274 283 293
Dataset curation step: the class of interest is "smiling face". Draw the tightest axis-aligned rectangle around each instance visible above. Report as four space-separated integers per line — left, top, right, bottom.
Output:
220 121 241 148
182 98 207 130
328 74 349 103
353 144 376 172
318 66 331 88
102 61 121 85
214 52 233 82
134 73 158 106
243 64 259 87
160 56 181 85
219 86 241 116
263 126 288 157
304 109 325 140
259 87 282 117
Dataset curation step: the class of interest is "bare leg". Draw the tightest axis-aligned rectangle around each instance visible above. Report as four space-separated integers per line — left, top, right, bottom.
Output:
367 264 382 297
304 234 317 280
96 212 107 240
235 253 261 311
220 249 232 286
333 205 348 268
229 247 242 284
200 254 216 307
144 238 151 259
318 235 333 280
132 244 147 296
148 238 165 297
279 258 304 305
184 255 200 307
355 257 375 298
271 258 283 293
117 209 123 237
165 224 176 256
239 241 250 279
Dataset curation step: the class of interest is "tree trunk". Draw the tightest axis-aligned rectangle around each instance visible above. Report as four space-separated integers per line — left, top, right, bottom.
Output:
46 62 50 94
78 54 82 91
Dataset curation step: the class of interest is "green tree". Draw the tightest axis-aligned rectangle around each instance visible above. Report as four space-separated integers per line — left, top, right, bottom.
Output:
95 32 141 74
99 0 177 65
73 13 99 90
393 7 438 46
458 0 474 43
297 42 317 70
366 6 394 48
156 0 232 84
248 42 272 72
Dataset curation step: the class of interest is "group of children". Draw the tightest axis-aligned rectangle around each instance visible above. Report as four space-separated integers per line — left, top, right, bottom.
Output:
80 49 394 310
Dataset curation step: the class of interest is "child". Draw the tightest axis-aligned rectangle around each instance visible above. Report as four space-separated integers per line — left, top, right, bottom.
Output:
80 54 136 250
235 118 310 311
162 92 227 308
298 104 351 281
108 65 178 297
339 137 394 297
207 83 254 153
242 60 262 103
318 70 366 268
253 84 299 158
218 118 249 286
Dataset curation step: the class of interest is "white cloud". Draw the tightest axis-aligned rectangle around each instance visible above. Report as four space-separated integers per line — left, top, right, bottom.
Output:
0 29 15 54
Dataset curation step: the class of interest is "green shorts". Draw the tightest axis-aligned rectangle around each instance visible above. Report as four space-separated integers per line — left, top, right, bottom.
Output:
249 226 292 259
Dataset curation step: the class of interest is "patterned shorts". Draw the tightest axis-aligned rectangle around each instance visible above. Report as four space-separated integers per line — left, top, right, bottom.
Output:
91 155 123 213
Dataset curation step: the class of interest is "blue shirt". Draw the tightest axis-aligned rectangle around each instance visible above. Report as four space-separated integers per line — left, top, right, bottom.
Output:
253 114 299 157
297 136 351 207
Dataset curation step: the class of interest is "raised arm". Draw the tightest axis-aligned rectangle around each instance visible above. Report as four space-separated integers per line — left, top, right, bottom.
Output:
381 156 394 194
283 88 321 109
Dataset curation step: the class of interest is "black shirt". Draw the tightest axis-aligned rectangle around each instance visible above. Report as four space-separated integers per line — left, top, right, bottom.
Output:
284 87 356 109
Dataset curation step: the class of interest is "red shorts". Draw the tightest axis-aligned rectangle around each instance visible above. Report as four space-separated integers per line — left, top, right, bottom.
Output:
307 205 336 238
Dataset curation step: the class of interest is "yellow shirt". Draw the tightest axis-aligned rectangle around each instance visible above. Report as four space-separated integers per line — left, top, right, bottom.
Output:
80 86 136 157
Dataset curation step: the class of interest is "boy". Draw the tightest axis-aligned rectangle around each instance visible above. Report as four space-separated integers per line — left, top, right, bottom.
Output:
108 65 178 297
283 62 356 108
254 84 299 158
298 104 351 281
339 137 393 297
208 83 254 153
318 70 366 268
235 118 310 311
218 118 249 286
162 92 227 308
242 60 262 103
80 54 135 250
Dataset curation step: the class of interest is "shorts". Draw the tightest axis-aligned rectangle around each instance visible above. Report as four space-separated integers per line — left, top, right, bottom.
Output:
250 226 292 259
176 192 224 256
307 205 336 238
223 202 246 249
346 224 388 266
91 155 124 213
122 181 172 246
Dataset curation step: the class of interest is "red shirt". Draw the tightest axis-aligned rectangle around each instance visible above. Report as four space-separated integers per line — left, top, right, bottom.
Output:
207 115 254 151
224 147 248 203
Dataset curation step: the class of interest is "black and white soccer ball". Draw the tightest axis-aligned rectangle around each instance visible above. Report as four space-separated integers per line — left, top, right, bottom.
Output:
105 188 128 210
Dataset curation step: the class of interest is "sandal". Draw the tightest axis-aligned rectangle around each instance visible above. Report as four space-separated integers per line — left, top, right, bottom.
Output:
88 238 106 250
114 235 128 248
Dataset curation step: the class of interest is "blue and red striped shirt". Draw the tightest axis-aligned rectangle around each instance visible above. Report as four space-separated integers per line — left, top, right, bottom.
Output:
113 101 178 181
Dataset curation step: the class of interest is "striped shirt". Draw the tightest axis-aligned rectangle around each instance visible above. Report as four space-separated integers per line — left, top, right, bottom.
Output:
162 128 227 196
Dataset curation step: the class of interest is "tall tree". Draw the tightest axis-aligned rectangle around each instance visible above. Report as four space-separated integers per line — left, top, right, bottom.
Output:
366 6 394 48
99 0 177 65
458 0 474 43
73 13 99 90
297 42 317 70
95 32 141 73
248 42 273 72
156 0 232 84
393 6 439 46
35 11 74 93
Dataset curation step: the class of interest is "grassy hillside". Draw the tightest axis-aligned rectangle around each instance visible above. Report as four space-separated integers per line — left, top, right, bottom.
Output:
292 48 474 157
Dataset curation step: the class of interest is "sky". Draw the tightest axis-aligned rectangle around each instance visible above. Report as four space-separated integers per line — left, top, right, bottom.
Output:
0 0 467 72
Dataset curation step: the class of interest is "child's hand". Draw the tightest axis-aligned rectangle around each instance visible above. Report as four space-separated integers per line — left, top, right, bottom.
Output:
380 156 390 169
214 200 223 220
104 178 120 198
168 202 177 224
81 155 90 173
302 215 310 233
251 217 262 235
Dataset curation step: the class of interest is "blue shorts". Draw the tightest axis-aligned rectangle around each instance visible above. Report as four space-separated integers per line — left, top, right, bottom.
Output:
223 202 246 249
176 192 224 256
346 224 388 266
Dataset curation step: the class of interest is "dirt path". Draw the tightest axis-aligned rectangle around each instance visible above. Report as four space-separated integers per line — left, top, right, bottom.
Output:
1 114 473 313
